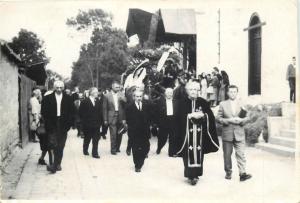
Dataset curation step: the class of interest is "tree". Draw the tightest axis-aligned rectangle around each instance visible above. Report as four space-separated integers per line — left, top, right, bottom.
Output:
66 9 112 31
67 9 129 90
70 27 129 90
9 29 49 66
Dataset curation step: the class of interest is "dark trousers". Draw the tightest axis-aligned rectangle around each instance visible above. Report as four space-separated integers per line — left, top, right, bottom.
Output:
289 77 296 102
83 127 100 156
157 116 177 156
48 118 68 167
127 134 132 152
132 139 150 169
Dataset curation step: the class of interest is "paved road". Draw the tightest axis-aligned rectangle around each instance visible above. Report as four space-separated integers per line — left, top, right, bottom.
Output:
11 129 299 202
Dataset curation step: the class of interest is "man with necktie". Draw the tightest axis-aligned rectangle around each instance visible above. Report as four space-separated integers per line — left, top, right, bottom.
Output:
79 87 103 158
126 90 155 172
217 85 252 181
102 80 127 155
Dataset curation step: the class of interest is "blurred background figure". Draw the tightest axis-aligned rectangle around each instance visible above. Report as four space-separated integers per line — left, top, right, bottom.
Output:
72 86 80 102
65 88 72 96
74 93 84 138
29 88 42 143
218 70 230 102
199 72 208 100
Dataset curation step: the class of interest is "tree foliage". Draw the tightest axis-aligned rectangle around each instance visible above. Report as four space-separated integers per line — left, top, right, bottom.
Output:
66 9 112 31
67 9 128 90
8 29 49 66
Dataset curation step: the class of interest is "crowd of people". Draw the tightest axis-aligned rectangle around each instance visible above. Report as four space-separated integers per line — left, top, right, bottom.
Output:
28 66 253 186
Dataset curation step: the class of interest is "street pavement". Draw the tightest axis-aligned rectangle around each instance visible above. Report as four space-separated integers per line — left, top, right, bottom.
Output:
10 129 299 202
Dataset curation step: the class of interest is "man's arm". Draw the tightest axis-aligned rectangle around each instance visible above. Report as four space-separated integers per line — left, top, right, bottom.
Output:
216 103 229 125
102 95 108 125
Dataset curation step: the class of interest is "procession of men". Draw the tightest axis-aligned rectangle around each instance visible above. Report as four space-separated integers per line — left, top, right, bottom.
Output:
37 71 252 186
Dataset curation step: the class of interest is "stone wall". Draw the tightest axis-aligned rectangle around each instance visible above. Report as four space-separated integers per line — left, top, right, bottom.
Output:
0 50 20 168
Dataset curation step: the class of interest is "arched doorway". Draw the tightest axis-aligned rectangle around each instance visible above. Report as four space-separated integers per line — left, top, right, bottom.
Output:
248 13 262 95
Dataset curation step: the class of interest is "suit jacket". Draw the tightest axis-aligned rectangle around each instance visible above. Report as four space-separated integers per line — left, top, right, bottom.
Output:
217 99 248 142
41 92 74 133
102 91 126 124
126 100 155 141
155 96 177 127
79 98 103 129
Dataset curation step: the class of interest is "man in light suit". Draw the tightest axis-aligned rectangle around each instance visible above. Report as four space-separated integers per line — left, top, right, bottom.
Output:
217 85 252 181
102 80 127 155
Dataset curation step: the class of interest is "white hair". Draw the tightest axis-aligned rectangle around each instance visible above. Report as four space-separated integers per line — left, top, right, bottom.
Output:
165 88 174 94
89 87 98 95
33 88 41 96
185 81 200 91
53 80 64 88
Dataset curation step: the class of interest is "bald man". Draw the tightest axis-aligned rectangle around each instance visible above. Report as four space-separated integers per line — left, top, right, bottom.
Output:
155 88 179 157
41 80 75 174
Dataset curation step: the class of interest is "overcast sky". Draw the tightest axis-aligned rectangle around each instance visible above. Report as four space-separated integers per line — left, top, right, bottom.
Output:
0 1 158 77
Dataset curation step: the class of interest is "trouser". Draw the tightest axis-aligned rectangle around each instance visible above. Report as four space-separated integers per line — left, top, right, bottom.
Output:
132 140 150 169
83 127 100 156
222 139 246 175
48 118 68 167
127 133 132 152
157 116 177 156
30 130 37 141
109 113 123 153
100 125 108 138
289 77 296 103
76 120 83 137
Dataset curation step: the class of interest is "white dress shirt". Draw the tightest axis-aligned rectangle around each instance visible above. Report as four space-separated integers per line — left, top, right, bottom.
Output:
229 99 238 115
55 93 63 116
166 99 173 116
89 96 95 106
135 101 142 111
112 92 119 111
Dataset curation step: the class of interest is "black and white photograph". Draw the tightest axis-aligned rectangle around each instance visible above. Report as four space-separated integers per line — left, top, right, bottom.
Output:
0 0 299 202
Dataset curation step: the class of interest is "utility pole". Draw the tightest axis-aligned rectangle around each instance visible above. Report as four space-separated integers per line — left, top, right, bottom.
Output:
218 9 221 64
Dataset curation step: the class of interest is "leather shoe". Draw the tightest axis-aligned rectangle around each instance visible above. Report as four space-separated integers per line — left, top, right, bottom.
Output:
190 178 198 186
111 152 117 155
92 154 100 159
135 168 141 172
240 173 252 181
225 173 232 180
83 151 89 156
56 165 62 171
116 149 121 153
38 159 47 165
47 165 56 174
156 149 161 154
126 150 131 156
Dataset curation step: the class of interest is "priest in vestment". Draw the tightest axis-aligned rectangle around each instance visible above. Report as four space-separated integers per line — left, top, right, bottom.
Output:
176 81 219 185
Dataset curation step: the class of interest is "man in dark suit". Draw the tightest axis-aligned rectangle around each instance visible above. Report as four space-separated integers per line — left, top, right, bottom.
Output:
102 80 127 155
217 85 252 181
41 80 74 174
155 88 178 157
79 87 103 158
126 90 155 172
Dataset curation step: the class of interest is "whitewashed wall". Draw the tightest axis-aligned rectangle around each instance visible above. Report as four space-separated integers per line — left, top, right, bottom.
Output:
0 49 20 166
195 0 298 103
